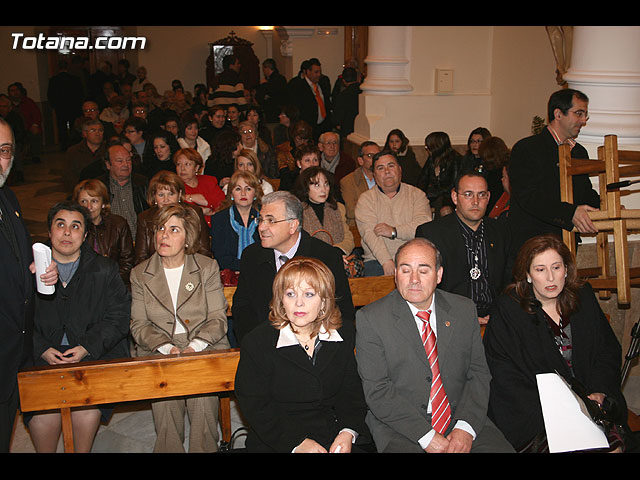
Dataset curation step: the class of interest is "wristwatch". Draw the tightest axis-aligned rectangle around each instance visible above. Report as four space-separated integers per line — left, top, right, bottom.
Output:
391 227 397 240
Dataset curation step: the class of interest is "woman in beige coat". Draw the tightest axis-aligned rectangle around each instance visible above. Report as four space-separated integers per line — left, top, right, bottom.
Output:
130 203 230 452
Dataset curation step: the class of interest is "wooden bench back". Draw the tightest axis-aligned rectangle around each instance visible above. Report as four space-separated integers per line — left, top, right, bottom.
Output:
18 349 240 452
224 275 396 314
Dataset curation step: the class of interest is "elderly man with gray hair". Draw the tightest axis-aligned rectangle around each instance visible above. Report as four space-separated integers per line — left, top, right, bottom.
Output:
231 191 355 345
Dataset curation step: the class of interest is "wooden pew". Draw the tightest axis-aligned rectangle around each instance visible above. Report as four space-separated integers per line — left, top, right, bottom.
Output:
18 276 396 452
18 349 240 453
224 275 396 313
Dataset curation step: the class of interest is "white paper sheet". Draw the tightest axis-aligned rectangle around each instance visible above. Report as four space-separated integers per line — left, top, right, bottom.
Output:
536 372 610 453
32 242 55 295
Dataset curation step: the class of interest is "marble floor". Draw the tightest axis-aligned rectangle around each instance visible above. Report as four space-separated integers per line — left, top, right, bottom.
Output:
7 146 248 453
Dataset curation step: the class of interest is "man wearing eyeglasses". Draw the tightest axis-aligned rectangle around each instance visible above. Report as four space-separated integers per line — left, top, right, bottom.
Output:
508 88 600 260
415 173 512 325
66 118 107 193
0 119 58 451
318 131 356 184
231 191 355 345
340 141 380 227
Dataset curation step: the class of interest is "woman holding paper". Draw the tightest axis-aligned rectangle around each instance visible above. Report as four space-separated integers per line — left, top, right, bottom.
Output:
483 234 629 452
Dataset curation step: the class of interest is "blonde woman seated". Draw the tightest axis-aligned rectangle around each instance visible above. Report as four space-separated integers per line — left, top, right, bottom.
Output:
234 257 370 453
210 170 263 273
134 170 210 265
292 166 354 261
226 148 274 196
73 178 134 285
130 204 231 452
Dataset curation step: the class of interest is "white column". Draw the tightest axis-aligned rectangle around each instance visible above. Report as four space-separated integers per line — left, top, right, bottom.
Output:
360 26 413 94
564 26 640 153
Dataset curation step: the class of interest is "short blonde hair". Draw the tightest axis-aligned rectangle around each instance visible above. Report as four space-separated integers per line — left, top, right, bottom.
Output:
153 204 201 255
147 170 185 206
269 256 342 336
173 147 203 172
73 179 111 215
218 170 264 212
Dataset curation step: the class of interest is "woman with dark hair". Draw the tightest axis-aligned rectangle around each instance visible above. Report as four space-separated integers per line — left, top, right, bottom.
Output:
243 104 273 147
177 112 211 166
73 178 134 285
483 234 630 453
143 129 181 179
130 203 230 452
273 104 300 148
292 166 354 259
234 256 369 453
278 120 315 190
135 170 211 265
478 136 510 218
27 201 130 453
203 129 242 188
461 127 492 173
418 131 463 218
383 128 421 186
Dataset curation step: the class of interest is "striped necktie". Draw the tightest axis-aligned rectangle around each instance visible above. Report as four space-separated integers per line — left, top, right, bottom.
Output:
417 310 451 435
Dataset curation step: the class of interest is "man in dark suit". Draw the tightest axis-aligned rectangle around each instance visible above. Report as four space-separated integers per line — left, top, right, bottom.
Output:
287 58 332 139
508 88 599 259
0 119 57 451
232 191 355 345
355 237 514 453
415 173 511 324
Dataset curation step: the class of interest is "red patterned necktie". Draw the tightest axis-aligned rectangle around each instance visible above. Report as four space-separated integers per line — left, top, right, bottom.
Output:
417 310 451 435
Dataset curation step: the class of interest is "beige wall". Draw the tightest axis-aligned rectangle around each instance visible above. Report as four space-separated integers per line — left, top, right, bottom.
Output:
0 25 562 151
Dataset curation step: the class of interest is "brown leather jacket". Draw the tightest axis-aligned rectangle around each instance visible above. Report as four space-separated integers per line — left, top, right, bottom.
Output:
134 203 212 266
85 213 135 285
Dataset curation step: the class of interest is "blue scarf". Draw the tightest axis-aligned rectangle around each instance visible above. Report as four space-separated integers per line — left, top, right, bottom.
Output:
229 205 258 259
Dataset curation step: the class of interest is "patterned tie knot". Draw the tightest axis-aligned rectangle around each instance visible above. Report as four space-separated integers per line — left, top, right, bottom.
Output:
417 310 431 323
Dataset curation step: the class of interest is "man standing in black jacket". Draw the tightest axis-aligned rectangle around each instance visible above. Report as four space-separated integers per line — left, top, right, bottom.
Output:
508 88 599 259
0 119 57 452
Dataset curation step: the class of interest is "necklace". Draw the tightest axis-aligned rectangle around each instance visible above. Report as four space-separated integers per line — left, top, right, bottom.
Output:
59 254 81 288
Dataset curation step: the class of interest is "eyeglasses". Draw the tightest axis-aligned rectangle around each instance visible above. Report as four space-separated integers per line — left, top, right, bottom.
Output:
0 145 14 159
255 216 295 226
322 141 339 146
569 109 589 120
241 129 254 135
458 191 489 200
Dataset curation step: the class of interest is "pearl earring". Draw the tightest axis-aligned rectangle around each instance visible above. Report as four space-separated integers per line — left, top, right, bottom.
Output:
527 277 532 283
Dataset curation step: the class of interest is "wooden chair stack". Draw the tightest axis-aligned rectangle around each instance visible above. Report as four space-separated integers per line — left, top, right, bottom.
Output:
559 134 640 305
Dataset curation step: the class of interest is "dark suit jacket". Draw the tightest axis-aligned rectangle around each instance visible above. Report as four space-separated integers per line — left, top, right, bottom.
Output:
508 128 599 257
355 289 493 452
287 76 332 135
231 230 355 345
234 321 369 452
0 186 35 402
415 214 512 314
483 283 627 450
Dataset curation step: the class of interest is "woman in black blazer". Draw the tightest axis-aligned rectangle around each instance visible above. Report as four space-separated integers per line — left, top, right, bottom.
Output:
234 256 370 453
483 234 629 453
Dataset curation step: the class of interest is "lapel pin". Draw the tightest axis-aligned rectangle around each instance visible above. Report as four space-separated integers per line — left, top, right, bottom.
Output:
445 321 451 327
185 282 194 292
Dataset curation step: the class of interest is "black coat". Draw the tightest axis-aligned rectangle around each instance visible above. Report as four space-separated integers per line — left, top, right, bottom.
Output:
415 213 513 314
210 205 260 272
0 186 35 402
234 321 369 452
231 230 355 345
508 128 599 258
483 283 627 450
32 243 131 365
